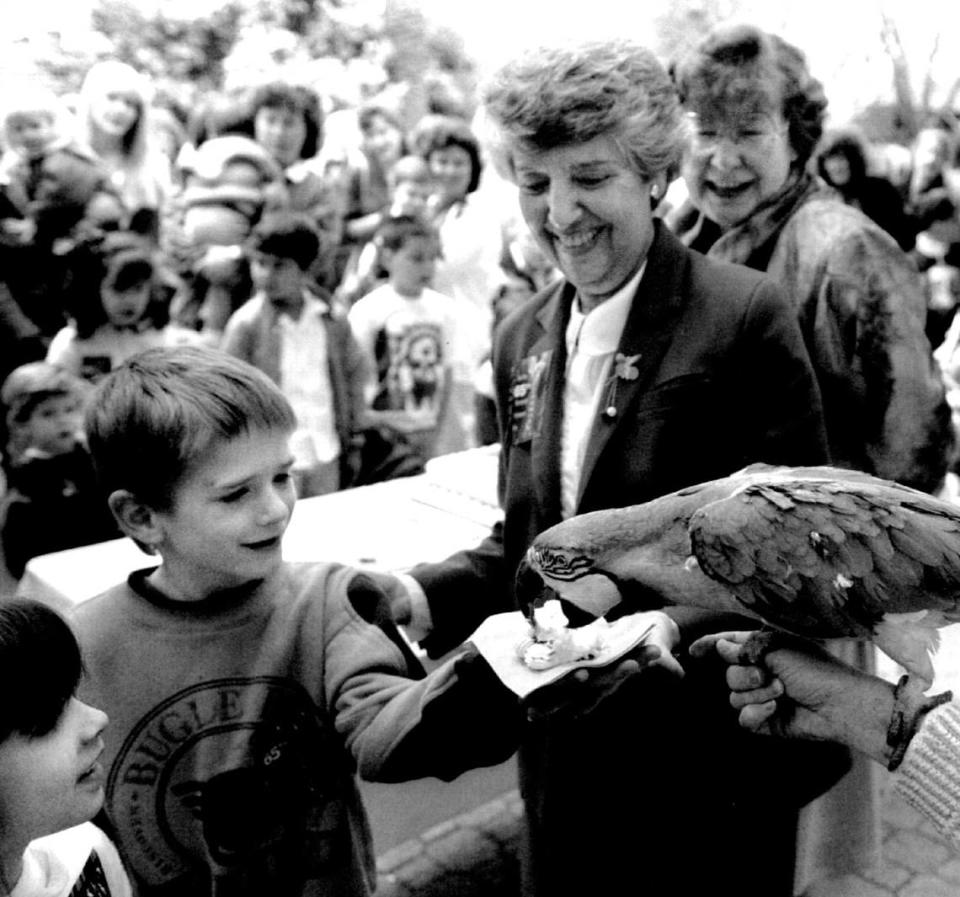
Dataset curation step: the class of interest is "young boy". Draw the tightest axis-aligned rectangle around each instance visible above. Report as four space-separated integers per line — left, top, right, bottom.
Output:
0 90 65 240
0 361 119 580
347 214 486 461
0 598 132 896
337 155 436 307
221 211 367 496
72 346 522 896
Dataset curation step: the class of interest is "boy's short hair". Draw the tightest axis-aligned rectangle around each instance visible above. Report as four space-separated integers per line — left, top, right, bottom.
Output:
388 155 433 190
374 214 440 254
1 361 84 427
248 211 321 271
0 599 83 742
85 346 296 510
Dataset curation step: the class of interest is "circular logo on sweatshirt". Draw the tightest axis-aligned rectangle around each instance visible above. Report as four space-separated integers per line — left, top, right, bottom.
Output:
106 677 352 890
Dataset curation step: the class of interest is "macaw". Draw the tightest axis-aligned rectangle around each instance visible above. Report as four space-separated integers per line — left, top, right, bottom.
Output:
516 464 960 696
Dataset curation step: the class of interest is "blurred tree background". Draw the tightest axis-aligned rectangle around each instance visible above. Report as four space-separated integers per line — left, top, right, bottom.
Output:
4 0 959 149
12 0 477 136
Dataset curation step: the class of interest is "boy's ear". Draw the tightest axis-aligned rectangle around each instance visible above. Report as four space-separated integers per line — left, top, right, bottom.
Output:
107 490 163 552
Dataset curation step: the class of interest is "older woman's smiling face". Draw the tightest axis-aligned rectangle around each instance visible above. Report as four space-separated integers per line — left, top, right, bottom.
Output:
682 101 796 229
513 133 658 310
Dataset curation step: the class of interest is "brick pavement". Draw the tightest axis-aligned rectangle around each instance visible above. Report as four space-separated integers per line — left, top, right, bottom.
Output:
373 782 960 897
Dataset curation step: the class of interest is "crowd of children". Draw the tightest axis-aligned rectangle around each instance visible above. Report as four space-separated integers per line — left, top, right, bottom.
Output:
0 65 562 585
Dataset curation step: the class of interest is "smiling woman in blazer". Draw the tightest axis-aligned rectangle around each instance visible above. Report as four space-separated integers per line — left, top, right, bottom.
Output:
375 39 839 897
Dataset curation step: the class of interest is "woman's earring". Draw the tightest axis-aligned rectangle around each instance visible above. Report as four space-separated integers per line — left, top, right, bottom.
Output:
651 184 661 200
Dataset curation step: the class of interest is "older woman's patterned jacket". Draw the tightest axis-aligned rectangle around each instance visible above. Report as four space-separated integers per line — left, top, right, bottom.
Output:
683 176 954 493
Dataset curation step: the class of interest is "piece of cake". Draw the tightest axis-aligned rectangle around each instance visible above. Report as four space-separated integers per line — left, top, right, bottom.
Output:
516 599 609 671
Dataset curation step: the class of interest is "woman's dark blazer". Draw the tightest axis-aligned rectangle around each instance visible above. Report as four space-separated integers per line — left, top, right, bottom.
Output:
412 220 828 658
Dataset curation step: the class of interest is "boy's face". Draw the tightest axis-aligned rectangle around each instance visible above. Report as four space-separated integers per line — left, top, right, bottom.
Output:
387 235 439 297
251 252 305 308
391 180 433 218
0 697 108 840
23 393 84 456
5 111 56 158
147 428 296 599
101 278 152 328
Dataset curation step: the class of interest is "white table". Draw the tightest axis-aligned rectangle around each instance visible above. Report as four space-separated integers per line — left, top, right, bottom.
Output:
17 445 502 613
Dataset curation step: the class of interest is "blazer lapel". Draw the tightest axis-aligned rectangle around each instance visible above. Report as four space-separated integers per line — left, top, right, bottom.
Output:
575 224 690 510
527 282 575 526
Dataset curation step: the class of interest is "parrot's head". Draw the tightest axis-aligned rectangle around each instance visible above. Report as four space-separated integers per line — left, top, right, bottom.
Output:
516 478 740 624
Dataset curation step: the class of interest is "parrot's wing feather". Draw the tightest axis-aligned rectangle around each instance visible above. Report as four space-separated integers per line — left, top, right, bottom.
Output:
688 477 960 645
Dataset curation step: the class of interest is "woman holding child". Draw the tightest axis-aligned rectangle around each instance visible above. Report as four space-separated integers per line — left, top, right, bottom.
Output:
381 37 847 897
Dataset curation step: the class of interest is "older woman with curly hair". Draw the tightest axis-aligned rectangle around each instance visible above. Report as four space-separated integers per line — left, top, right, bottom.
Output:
672 23 953 495
378 38 843 897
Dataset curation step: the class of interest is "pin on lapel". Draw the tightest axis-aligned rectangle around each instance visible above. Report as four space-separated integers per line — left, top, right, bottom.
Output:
601 353 641 421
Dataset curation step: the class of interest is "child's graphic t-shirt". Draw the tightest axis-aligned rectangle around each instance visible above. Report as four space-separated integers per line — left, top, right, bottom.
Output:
348 284 462 430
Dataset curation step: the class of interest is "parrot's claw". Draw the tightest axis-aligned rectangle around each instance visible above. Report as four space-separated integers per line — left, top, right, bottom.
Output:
736 627 780 665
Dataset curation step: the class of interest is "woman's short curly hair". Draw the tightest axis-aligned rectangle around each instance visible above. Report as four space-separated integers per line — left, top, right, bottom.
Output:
249 81 323 160
481 39 687 189
671 23 828 168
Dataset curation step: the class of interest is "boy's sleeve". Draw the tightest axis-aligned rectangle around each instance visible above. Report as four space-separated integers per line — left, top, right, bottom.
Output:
328 573 521 783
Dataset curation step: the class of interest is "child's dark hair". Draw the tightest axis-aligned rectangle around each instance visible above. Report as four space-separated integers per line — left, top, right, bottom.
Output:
374 214 439 254
64 231 168 338
0 599 83 742
249 81 323 160
85 345 296 511
248 210 322 271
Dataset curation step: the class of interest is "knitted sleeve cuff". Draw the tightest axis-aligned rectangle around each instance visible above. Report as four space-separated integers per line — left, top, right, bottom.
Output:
896 700 960 845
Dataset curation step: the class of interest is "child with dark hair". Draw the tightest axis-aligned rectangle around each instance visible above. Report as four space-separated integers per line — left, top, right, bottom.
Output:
814 128 914 251
72 345 521 896
0 360 118 581
348 214 485 463
0 145 128 348
221 211 367 496
0 598 131 895
46 231 199 383
336 154 436 307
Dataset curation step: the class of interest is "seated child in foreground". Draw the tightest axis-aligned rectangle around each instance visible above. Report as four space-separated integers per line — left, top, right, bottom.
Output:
72 345 522 896
0 361 119 580
0 598 132 896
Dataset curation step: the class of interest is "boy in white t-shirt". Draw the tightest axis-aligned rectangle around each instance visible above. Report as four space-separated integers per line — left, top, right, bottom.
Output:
348 215 485 461
0 598 131 897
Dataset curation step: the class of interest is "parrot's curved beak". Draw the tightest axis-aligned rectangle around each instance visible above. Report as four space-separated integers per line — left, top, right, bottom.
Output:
515 555 552 623
515 555 618 627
